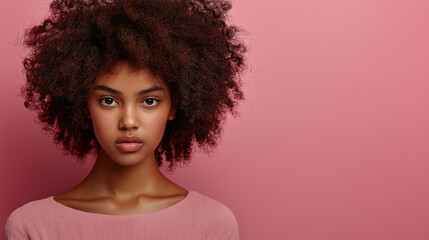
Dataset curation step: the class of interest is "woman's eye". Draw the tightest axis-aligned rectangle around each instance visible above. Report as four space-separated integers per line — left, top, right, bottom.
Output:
142 98 160 107
98 97 159 107
99 97 117 106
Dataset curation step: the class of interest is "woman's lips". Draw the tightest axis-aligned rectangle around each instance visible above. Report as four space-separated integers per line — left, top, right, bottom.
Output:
115 142 143 152
115 136 143 143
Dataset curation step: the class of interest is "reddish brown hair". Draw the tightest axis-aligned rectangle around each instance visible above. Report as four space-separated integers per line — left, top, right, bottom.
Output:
21 0 246 171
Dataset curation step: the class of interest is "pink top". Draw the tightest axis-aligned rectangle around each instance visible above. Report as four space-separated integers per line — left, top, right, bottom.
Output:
3 190 239 240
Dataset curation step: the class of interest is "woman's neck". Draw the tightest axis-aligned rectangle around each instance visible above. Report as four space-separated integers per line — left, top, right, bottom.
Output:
65 148 186 201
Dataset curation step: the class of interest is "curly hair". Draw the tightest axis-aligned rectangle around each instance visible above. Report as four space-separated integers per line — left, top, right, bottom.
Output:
21 0 246 171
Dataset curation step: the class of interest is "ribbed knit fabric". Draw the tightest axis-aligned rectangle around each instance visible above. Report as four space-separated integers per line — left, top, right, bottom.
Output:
3 190 239 240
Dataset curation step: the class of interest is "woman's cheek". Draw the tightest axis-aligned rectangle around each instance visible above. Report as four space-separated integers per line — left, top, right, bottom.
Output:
143 111 169 140
92 112 115 143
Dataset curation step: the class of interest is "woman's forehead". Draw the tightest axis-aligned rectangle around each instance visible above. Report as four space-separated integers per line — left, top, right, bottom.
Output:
95 61 167 87
90 63 169 98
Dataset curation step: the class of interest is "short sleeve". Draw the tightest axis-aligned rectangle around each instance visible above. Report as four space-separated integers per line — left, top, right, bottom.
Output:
3 210 29 240
205 204 240 240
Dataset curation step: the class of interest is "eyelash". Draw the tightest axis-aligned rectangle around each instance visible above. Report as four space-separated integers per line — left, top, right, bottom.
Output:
98 97 161 107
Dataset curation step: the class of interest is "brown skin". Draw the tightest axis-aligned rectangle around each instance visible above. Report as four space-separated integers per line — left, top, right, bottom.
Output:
54 61 188 215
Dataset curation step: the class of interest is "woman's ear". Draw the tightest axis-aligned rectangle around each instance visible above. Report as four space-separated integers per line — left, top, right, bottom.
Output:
83 107 91 119
168 93 179 120
168 108 176 120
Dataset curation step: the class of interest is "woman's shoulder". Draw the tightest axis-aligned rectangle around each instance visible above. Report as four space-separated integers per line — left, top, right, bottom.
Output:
189 191 237 214
4 196 53 239
6 196 53 219
189 191 240 239
188 191 239 226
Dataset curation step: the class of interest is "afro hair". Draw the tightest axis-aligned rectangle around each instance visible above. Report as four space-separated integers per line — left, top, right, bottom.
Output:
21 0 247 171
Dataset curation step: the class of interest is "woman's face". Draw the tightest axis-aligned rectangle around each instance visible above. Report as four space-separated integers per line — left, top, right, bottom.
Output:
87 61 175 166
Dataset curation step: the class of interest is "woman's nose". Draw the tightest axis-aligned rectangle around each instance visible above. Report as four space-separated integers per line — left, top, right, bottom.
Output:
118 104 140 130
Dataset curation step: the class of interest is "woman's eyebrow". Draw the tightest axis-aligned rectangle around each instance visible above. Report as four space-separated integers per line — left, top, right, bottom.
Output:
93 85 165 96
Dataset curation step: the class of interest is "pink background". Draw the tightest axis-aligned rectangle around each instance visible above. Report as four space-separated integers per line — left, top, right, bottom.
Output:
1 0 429 239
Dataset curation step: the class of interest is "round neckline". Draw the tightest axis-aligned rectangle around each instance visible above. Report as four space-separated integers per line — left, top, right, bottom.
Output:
48 190 193 218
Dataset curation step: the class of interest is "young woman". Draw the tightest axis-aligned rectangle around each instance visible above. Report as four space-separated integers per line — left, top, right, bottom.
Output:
3 0 246 239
